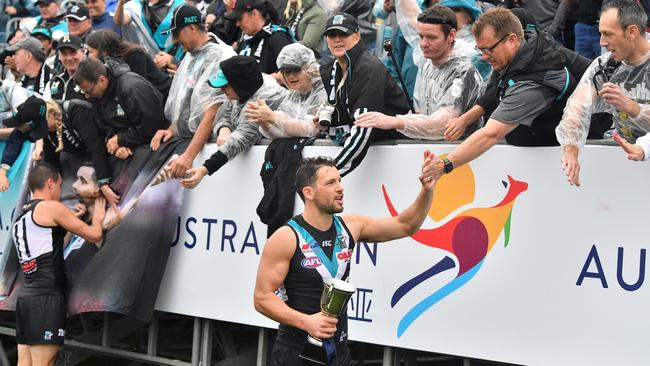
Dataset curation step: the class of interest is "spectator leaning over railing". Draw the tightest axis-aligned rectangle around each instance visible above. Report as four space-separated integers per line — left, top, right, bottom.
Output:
43 34 85 101
556 0 650 186
421 7 580 180
317 12 409 177
86 29 172 101
152 4 237 178
180 55 288 188
354 5 483 142
246 43 326 139
224 0 294 75
6 36 53 95
73 58 168 161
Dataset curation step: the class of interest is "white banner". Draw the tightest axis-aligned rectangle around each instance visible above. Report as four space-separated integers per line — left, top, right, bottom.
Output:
156 143 650 366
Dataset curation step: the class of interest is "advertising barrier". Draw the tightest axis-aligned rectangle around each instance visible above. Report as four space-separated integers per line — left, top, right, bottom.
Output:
156 142 650 366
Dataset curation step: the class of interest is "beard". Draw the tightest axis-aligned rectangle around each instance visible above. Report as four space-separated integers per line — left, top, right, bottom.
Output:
314 195 343 215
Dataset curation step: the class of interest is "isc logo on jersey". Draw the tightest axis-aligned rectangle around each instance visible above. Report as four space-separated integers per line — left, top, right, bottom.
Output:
301 257 322 268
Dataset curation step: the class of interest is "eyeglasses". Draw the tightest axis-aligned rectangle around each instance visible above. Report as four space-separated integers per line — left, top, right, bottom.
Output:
475 34 510 55
80 81 97 95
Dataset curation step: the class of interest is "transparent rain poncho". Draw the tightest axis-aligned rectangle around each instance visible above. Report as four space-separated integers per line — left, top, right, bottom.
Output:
256 43 327 139
556 51 650 149
165 38 237 139
392 0 484 139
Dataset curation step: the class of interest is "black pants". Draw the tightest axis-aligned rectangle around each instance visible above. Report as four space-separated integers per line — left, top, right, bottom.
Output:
271 341 353 366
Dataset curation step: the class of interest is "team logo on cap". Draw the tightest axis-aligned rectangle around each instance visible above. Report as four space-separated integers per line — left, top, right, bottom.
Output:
184 15 198 24
332 15 345 25
71 5 79 12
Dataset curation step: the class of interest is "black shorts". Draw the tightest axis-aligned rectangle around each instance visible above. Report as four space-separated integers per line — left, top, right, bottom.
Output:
15 293 66 345
271 340 353 366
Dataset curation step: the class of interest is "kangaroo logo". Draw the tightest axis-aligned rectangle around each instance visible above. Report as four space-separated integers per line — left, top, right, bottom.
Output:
383 158 528 337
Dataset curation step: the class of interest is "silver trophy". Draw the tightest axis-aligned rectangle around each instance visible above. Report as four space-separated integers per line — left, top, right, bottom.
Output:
299 278 356 365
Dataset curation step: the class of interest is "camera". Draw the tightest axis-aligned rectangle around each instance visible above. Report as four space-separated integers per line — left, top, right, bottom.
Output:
317 103 335 127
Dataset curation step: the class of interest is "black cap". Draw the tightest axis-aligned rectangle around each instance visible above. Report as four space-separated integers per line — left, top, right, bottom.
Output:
3 96 48 141
161 4 202 35
57 34 83 51
208 56 263 103
64 3 89 21
35 0 56 6
224 0 265 20
6 37 47 63
323 13 359 36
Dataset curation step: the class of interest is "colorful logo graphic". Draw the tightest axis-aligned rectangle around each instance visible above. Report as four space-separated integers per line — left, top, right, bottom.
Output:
301 257 323 269
383 160 528 337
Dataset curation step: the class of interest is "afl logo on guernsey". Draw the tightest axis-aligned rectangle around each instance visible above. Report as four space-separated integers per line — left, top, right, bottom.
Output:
301 257 322 268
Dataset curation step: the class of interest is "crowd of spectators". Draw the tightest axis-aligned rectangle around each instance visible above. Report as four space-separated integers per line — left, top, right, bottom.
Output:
0 0 649 196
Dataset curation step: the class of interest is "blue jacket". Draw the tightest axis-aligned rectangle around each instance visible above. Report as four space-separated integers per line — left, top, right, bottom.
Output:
92 12 121 35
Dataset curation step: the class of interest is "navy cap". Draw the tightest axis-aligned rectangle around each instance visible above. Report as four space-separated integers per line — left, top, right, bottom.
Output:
3 96 48 141
162 4 202 35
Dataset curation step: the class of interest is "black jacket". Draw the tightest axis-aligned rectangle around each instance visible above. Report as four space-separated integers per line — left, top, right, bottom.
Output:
49 71 84 101
44 100 112 183
478 31 582 146
320 41 409 129
90 57 168 148
237 24 293 74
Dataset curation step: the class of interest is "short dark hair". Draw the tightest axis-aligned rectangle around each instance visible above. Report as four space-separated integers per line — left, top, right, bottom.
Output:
73 58 107 85
602 0 647 34
295 157 337 201
417 5 458 38
27 162 60 192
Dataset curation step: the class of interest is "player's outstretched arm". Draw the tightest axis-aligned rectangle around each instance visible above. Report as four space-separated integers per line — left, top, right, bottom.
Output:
344 150 437 243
